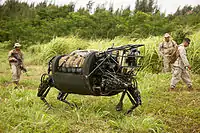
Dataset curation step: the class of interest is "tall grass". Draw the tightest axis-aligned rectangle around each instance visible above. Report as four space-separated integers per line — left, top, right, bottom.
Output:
1 43 200 132
0 41 12 49
1 65 200 132
28 32 200 73
28 36 90 64
187 31 200 73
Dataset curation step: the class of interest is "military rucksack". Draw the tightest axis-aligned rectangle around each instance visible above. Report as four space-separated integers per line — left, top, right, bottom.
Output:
169 45 180 64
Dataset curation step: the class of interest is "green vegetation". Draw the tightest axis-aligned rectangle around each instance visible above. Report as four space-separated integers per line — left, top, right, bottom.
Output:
28 31 200 74
0 0 200 47
0 49 200 132
0 0 200 132
1 31 200 132
28 36 90 64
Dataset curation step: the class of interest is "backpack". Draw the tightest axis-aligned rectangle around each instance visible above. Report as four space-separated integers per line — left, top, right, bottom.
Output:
169 45 180 64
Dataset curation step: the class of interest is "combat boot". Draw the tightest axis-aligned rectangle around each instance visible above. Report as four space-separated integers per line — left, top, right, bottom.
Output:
168 87 175 91
13 81 19 89
187 86 193 91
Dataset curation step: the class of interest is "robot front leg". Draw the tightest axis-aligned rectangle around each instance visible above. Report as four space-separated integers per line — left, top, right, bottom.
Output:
126 88 142 114
39 86 52 109
37 74 53 109
116 90 126 111
57 92 77 108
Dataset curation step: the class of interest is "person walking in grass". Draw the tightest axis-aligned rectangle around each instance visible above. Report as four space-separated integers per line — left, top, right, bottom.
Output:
8 43 26 88
170 38 192 91
159 33 177 72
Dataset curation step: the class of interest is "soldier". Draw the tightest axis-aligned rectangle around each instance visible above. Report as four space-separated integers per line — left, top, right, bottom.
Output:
159 33 177 72
170 38 192 91
8 43 26 87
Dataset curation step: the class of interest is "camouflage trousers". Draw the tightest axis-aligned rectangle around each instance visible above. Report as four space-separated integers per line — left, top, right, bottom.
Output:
170 67 192 88
163 56 172 73
10 62 21 84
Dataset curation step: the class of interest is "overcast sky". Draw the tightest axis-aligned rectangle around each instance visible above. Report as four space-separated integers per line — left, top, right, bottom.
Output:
1 0 200 14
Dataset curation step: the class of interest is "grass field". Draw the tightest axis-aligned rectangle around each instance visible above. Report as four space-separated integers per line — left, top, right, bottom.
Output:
0 48 200 133
26 31 200 74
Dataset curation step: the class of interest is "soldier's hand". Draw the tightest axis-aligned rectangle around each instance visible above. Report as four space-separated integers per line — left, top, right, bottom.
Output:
20 66 27 72
186 66 191 70
23 68 27 72
188 66 192 70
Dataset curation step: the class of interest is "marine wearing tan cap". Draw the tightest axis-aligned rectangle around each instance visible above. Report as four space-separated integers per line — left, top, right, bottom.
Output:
158 33 177 72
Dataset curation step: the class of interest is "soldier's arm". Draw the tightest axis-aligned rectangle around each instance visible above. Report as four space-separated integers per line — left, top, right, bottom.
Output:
8 50 17 62
8 51 13 58
8 51 12 57
179 47 190 67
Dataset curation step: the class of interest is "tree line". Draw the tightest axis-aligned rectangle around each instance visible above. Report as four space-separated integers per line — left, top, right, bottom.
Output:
0 0 200 47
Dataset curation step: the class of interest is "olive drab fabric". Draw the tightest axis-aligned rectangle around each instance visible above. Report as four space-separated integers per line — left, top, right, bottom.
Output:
8 49 24 83
170 44 192 88
159 40 177 72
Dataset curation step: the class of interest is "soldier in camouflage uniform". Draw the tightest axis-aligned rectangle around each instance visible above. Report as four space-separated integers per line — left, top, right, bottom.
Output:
170 38 192 91
8 43 26 86
159 33 177 72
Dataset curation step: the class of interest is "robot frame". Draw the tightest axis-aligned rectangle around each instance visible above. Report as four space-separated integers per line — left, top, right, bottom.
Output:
37 44 144 114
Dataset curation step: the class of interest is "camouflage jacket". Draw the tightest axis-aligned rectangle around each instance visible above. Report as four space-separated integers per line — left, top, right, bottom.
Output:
8 49 24 66
159 40 177 57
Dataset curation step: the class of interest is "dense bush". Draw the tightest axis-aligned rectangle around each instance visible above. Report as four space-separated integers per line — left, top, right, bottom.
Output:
0 0 200 47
